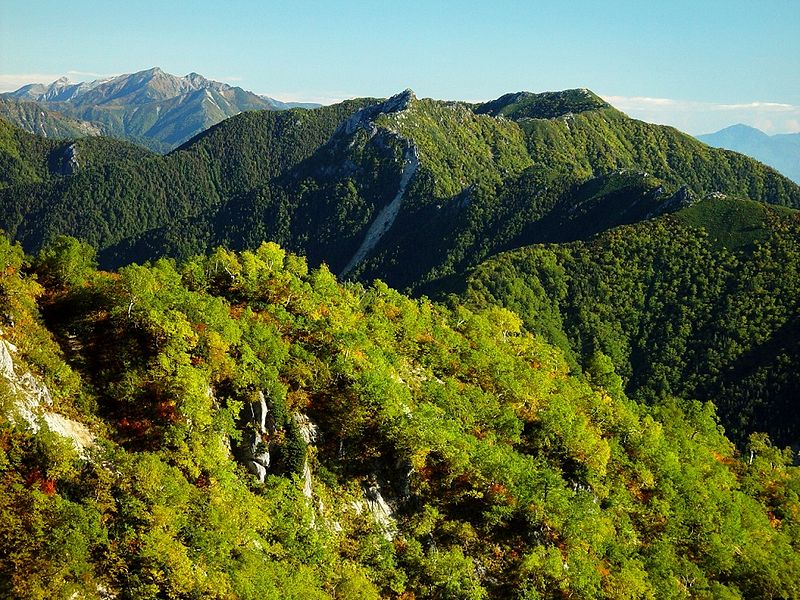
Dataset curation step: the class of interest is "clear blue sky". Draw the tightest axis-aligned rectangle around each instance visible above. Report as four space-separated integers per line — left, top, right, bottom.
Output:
1 0 798 133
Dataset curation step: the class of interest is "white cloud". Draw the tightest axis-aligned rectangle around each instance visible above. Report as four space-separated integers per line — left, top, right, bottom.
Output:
260 91 359 105
601 94 800 135
0 70 120 92
714 101 795 112
604 95 677 108
0 73 63 92
785 119 800 133
66 70 106 79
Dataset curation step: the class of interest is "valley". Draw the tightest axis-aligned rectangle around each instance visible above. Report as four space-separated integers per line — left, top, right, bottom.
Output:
1 77 799 599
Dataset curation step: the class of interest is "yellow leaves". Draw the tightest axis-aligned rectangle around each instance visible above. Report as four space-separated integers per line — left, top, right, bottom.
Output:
309 303 330 321
709 450 735 467
415 332 435 344
203 330 233 382
410 448 431 473
286 389 310 411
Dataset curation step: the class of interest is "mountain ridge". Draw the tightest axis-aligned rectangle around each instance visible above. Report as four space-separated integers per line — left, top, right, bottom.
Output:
1 87 798 286
2 83 800 598
698 123 800 183
1 67 320 152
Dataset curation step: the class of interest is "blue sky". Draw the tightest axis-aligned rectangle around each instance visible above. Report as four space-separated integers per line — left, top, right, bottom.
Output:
1 0 798 133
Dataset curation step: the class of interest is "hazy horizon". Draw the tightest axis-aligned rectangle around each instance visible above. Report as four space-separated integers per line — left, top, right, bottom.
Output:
2 0 798 134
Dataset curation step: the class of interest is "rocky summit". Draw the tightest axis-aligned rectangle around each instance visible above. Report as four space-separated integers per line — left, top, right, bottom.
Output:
1 67 318 152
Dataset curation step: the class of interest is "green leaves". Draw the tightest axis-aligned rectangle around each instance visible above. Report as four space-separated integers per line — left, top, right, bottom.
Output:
2 234 799 598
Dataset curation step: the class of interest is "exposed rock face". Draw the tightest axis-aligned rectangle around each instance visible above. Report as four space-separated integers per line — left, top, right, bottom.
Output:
64 144 80 174
335 89 416 138
666 185 696 210
293 412 319 445
292 413 318 499
352 477 399 540
0 336 17 380
341 140 420 276
363 480 397 539
51 143 80 176
236 399 320 488
646 185 696 218
302 460 314 499
1 338 94 457
237 391 273 482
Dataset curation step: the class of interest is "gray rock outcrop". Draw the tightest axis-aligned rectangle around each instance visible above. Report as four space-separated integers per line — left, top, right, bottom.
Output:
237 391 274 482
1 337 94 457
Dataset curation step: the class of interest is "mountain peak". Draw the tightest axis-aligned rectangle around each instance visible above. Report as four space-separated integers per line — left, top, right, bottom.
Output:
698 123 771 142
697 124 799 183
476 88 609 120
335 90 416 137
387 89 416 109
0 67 284 151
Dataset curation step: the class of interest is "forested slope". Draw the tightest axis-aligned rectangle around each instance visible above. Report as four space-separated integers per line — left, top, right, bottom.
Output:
464 196 800 445
1 234 799 598
1 89 798 292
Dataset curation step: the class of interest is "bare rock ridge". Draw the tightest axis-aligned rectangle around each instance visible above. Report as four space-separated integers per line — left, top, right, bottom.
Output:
0 332 94 457
335 88 416 137
338 90 420 276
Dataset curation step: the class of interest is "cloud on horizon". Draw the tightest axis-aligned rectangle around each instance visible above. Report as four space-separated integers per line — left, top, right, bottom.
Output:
0 73 64 92
602 94 800 135
0 71 121 92
259 91 358 105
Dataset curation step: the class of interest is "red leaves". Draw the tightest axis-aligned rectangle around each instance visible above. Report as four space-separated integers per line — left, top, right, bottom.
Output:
39 480 57 496
25 469 56 495
156 401 179 423
118 416 151 436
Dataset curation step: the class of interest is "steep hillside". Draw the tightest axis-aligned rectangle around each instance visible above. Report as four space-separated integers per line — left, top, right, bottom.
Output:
0 98 105 140
464 196 800 445
1 234 798 598
0 99 371 254
1 88 799 294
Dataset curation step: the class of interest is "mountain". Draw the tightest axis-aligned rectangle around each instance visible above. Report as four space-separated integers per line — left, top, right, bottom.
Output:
3 85 800 597
261 95 323 110
0 97 372 247
2 88 800 446
698 124 800 184
462 195 800 446
0 97 105 139
1 88 797 286
1 233 799 598
2 68 308 152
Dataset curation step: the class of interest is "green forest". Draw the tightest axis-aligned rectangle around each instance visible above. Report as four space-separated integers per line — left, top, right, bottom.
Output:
1 87 800 598
1 234 799 598
463 196 800 446
1 89 798 288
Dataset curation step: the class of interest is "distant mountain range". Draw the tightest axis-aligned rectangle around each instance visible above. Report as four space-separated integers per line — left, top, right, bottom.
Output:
3 86 800 597
0 67 320 152
698 124 800 184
